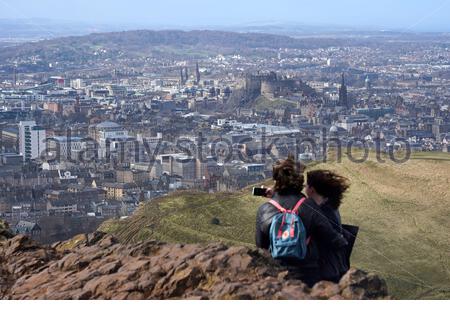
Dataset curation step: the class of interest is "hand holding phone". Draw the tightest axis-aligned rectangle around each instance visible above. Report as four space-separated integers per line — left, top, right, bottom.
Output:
253 186 274 198
252 187 268 197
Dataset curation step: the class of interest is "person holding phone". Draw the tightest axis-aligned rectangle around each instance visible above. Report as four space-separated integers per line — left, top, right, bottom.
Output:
254 156 348 287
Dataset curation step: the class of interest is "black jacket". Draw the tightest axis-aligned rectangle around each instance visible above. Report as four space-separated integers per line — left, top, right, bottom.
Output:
255 192 348 284
316 203 350 282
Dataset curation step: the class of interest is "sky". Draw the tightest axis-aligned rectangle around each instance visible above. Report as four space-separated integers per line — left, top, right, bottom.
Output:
1 0 450 32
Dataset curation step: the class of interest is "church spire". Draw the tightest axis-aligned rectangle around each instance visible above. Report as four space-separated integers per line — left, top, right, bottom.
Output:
180 67 185 85
195 62 201 85
339 73 348 108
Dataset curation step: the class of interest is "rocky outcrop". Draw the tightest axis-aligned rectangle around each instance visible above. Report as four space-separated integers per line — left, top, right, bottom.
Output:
0 232 388 300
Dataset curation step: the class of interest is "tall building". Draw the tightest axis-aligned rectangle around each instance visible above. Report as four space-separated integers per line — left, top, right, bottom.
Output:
195 62 201 85
19 121 46 162
338 73 348 107
180 67 185 85
71 79 85 89
184 67 189 83
365 75 372 90
158 153 196 180
13 65 17 88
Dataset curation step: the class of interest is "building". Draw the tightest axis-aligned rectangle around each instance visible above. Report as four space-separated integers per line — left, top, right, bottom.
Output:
89 121 126 141
46 136 83 160
71 79 85 89
89 121 130 159
131 161 163 179
336 115 370 132
47 201 78 216
245 72 315 99
94 202 121 218
196 156 220 180
242 163 265 175
18 121 46 162
365 76 371 90
107 85 127 96
195 62 201 85
356 107 394 120
171 156 196 180
158 154 196 180
338 73 348 108
13 221 42 238
1 127 19 149
116 169 148 184
180 67 186 85
1 153 23 165
43 102 62 113
103 182 139 200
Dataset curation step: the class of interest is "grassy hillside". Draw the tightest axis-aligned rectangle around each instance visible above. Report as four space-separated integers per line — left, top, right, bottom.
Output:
100 152 450 299
252 96 298 112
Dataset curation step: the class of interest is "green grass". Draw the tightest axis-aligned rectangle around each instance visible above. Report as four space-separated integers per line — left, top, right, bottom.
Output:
100 152 450 299
252 96 297 112
101 191 265 245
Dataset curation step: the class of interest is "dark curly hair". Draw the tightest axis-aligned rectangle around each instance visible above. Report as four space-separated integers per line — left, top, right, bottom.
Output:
306 170 350 209
273 155 305 195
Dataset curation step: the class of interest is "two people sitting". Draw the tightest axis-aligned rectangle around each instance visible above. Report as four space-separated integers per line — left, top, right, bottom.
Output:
255 156 351 287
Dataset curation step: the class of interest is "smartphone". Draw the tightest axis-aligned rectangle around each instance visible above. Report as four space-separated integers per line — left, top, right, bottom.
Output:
252 187 268 197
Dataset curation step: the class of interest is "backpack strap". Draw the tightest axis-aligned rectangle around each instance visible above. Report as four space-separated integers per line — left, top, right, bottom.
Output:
268 199 287 213
291 197 311 242
286 198 305 238
292 197 306 214
269 200 288 238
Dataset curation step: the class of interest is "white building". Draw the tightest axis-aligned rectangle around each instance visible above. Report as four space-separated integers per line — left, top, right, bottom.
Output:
217 119 238 127
107 85 127 96
336 115 370 132
19 121 46 162
157 153 196 180
70 79 85 89
91 121 131 159
47 136 83 160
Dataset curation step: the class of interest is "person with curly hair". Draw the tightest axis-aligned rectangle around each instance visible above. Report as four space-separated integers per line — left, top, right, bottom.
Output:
305 170 351 282
255 156 348 287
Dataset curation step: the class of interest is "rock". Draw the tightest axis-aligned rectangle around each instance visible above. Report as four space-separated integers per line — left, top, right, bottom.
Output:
53 231 113 252
339 268 389 299
53 234 88 252
275 282 311 300
210 217 221 225
5 235 42 255
161 265 205 298
0 221 389 300
311 281 341 299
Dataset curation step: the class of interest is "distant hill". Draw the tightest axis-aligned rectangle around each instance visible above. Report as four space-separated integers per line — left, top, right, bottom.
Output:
0 30 288 61
0 29 384 65
100 152 450 299
3 29 450 73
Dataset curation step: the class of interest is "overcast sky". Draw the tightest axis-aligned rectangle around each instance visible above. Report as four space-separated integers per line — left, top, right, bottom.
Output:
1 0 450 31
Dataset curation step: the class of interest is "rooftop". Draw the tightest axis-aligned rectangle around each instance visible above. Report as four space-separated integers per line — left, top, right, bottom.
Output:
94 121 121 129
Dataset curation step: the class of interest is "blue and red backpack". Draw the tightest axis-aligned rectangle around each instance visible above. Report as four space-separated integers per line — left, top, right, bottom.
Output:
268 198 310 261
